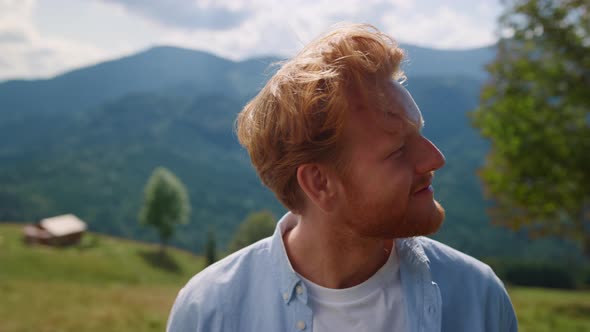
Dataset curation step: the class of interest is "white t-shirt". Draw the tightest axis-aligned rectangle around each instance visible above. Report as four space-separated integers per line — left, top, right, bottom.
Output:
297 247 407 332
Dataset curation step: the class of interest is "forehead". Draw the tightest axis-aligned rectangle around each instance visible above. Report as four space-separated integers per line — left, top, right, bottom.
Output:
385 81 423 128
369 81 424 135
343 81 424 148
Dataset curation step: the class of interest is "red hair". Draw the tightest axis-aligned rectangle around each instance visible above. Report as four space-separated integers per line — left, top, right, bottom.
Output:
236 23 405 212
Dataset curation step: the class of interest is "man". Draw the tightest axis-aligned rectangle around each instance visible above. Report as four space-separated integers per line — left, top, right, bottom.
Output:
167 24 517 332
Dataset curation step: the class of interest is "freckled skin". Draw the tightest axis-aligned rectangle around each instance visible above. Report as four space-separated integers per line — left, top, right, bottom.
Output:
336 81 446 239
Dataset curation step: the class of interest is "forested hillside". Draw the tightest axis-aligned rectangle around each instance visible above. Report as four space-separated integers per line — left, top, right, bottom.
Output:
0 45 582 260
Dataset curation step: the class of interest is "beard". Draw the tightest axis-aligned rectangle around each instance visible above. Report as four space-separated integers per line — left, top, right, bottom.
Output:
340 182 445 239
400 200 445 237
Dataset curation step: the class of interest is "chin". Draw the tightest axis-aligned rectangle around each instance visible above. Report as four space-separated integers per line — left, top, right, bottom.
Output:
421 200 445 236
342 198 446 239
390 200 445 238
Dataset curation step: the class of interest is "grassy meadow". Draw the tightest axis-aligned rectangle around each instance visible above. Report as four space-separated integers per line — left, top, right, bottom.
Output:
1 224 589 331
509 287 590 332
0 224 204 332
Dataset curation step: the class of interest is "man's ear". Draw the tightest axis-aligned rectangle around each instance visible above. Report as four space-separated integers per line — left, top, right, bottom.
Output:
296 163 339 213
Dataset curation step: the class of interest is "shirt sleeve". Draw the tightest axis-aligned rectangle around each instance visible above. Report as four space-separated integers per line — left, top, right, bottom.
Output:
491 271 518 332
502 286 518 332
166 287 199 332
479 265 519 332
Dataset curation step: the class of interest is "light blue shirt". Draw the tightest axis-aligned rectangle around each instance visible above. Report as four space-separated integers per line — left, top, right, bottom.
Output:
167 213 518 331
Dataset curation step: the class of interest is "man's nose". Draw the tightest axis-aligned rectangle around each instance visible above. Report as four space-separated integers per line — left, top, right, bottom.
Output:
415 137 445 174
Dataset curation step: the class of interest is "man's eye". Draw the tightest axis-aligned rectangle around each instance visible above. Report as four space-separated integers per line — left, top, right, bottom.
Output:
388 146 405 159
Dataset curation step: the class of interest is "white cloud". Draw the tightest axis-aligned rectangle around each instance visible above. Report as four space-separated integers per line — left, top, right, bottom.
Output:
0 0 34 17
0 0 111 80
146 0 499 62
381 3 498 49
101 0 250 30
0 0 501 81
148 0 422 60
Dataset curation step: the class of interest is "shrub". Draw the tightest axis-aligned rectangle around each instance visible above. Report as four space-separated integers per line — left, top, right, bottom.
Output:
503 263 576 289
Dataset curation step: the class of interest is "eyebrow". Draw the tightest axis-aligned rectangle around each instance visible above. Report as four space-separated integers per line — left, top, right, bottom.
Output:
410 107 425 130
381 112 404 136
402 115 424 133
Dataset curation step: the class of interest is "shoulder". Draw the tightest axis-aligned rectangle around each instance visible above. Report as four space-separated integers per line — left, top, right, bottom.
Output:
417 237 494 277
167 237 274 331
416 236 511 302
416 237 517 330
185 236 273 292
417 236 503 291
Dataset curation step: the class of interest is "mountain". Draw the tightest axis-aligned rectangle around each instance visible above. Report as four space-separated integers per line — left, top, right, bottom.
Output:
0 46 274 115
0 45 582 260
0 44 493 115
400 44 495 79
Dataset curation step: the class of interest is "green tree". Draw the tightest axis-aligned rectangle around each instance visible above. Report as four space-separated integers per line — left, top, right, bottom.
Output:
139 167 191 251
472 0 590 255
229 210 276 252
205 228 217 266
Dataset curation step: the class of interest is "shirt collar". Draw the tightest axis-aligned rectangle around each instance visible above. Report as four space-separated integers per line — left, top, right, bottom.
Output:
270 212 304 305
396 237 430 271
269 212 431 304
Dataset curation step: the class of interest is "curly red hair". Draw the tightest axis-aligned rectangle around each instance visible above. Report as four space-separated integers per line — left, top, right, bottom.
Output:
236 23 405 212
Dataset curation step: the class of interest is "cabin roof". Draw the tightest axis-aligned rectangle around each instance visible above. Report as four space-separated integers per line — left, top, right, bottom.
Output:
40 214 87 237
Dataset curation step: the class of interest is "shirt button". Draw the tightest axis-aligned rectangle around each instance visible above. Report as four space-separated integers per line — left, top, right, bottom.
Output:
283 292 289 301
428 305 435 314
296 285 304 295
296 321 306 330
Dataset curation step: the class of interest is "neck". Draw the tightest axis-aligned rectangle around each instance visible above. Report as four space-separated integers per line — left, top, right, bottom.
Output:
283 212 394 289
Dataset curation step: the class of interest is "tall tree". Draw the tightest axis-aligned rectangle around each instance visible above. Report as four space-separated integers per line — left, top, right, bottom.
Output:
139 167 191 252
229 210 276 252
472 0 590 255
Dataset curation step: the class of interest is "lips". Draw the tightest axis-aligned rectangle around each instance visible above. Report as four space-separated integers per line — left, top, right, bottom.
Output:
413 176 434 195
418 184 433 193
414 184 432 194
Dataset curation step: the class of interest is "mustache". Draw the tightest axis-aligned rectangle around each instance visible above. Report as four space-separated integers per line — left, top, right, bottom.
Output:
413 172 434 193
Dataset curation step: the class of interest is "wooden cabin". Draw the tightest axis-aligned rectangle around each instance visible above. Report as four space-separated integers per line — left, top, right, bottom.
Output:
23 214 87 246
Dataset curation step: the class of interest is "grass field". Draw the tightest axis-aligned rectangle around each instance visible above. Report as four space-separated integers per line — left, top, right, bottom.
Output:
0 224 204 332
509 287 590 332
1 224 589 331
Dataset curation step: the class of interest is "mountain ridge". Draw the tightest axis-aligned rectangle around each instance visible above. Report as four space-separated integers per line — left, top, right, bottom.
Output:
0 44 582 261
0 43 494 84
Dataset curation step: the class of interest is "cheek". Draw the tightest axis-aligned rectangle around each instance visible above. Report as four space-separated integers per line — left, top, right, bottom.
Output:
383 164 415 196
347 156 415 204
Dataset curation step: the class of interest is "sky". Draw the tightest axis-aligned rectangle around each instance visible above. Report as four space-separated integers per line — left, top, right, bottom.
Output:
0 0 503 81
